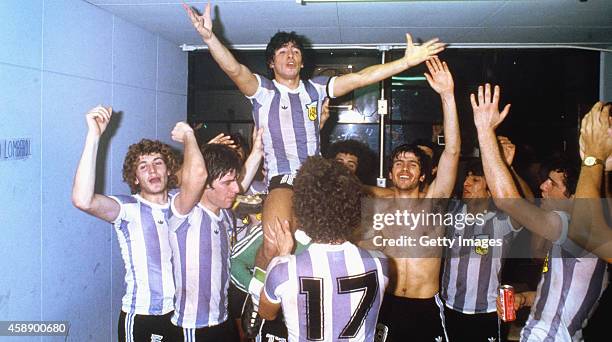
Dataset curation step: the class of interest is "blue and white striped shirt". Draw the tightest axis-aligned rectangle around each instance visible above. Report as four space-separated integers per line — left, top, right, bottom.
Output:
110 194 175 315
264 241 388 342
521 211 609 341
168 197 233 329
248 74 334 183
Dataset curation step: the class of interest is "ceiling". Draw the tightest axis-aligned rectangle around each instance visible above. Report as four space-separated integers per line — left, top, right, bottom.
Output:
88 0 612 51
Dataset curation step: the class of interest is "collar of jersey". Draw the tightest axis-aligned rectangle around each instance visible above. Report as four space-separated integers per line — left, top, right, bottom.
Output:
272 79 305 94
134 194 169 209
294 229 311 245
197 203 223 222
308 241 353 251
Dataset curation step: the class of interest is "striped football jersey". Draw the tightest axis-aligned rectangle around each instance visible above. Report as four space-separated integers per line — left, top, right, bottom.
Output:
264 241 388 342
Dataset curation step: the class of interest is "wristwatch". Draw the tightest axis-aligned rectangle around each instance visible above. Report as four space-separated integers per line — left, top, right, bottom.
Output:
583 156 603 167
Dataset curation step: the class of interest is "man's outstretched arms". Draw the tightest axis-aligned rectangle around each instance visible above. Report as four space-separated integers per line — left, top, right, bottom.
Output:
332 34 445 98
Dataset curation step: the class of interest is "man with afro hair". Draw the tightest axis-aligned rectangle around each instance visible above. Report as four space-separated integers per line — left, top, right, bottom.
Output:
257 157 389 341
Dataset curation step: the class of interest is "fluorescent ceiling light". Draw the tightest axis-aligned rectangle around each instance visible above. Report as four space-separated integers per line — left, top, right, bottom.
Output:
392 76 426 81
298 0 506 3
298 0 416 3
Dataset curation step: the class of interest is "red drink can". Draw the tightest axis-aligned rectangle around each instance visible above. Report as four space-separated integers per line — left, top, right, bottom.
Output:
499 285 516 322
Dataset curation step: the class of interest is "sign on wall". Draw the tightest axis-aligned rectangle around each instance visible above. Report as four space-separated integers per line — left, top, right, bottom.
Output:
0 138 31 161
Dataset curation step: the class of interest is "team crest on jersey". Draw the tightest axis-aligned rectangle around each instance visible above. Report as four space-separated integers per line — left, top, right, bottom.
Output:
306 101 318 121
475 234 489 255
150 334 163 342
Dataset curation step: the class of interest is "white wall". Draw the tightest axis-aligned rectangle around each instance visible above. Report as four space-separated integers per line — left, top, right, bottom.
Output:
0 0 187 340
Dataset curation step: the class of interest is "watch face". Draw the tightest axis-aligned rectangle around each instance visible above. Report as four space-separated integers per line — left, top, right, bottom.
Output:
584 156 596 166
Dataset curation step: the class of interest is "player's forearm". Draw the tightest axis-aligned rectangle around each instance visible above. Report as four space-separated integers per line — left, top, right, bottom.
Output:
203 34 248 83
175 132 207 213
569 165 607 253
478 129 521 199
72 133 100 210
206 36 257 95
334 57 408 98
430 93 460 197
477 130 563 240
440 92 460 156
240 150 263 192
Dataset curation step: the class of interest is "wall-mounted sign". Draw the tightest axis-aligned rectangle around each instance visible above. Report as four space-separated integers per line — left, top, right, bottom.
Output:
0 138 31 161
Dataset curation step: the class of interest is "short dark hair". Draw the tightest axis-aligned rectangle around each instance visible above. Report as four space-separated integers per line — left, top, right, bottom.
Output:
201 144 242 188
265 31 306 77
122 139 179 194
388 143 432 189
293 157 363 243
412 138 442 168
464 158 485 177
542 158 578 196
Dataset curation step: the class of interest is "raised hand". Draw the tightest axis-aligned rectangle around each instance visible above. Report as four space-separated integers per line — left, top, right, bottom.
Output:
207 132 235 147
498 136 516 166
85 105 112 137
579 102 612 161
183 2 213 41
424 56 453 95
470 84 511 132
272 218 294 256
403 33 445 68
319 98 330 129
171 121 195 144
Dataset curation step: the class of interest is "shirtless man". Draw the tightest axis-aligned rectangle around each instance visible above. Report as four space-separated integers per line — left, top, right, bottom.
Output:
372 57 460 342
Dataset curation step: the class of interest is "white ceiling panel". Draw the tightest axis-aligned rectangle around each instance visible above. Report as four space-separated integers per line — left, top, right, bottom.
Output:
339 27 470 45
483 0 612 27
87 0 612 49
336 1 503 28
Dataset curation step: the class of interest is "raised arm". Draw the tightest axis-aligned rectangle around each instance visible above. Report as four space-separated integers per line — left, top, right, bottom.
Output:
240 127 264 192
498 136 534 200
423 57 460 198
72 106 121 222
569 102 612 261
498 135 534 229
332 34 445 98
472 84 563 242
184 3 258 96
172 122 207 215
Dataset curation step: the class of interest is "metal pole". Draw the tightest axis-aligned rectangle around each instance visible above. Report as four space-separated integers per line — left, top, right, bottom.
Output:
376 46 390 188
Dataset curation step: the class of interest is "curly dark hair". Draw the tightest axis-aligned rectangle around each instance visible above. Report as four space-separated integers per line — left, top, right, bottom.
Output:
122 139 179 194
326 139 376 185
293 156 363 243
388 143 432 191
327 139 365 163
201 143 242 189
265 31 306 78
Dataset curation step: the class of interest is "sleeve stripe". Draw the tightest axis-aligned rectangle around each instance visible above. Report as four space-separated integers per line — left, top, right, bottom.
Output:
231 226 263 257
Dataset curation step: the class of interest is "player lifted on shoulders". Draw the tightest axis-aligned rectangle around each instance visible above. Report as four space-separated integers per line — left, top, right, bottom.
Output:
184 3 445 285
